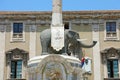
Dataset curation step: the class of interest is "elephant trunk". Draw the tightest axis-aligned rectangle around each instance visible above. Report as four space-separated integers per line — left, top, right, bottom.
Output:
77 40 97 48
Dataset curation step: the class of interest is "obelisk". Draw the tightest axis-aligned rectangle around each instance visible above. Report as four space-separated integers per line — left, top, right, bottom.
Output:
51 0 64 51
52 0 62 26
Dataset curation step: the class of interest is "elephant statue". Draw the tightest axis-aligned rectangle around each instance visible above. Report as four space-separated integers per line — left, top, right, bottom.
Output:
40 28 97 56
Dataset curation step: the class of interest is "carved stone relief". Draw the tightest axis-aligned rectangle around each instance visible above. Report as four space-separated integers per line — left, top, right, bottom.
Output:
43 62 66 80
5 48 29 79
101 47 120 63
6 48 28 65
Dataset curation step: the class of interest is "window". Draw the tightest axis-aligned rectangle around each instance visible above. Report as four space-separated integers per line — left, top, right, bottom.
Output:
13 23 23 33
11 22 25 41
107 59 119 78
106 22 116 32
101 47 120 79
105 21 119 40
64 22 72 30
6 48 28 79
13 23 23 38
64 22 69 29
11 60 22 79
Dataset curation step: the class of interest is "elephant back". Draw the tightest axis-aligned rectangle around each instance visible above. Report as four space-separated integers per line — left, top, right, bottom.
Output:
64 30 80 39
40 29 51 39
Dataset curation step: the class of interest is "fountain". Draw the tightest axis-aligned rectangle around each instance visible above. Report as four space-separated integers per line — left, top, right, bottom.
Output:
27 0 96 80
27 55 83 80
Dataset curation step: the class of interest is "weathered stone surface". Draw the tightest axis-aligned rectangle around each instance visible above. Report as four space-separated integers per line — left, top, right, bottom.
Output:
27 54 83 80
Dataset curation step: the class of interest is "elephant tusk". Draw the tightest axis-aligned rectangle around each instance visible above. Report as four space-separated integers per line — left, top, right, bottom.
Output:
77 39 87 41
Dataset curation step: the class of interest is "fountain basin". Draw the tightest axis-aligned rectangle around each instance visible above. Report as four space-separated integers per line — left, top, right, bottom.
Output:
27 54 84 80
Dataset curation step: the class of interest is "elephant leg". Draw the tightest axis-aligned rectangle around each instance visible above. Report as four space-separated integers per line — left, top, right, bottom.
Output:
41 39 50 55
61 44 68 55
66 46 69 53
61 47 67 55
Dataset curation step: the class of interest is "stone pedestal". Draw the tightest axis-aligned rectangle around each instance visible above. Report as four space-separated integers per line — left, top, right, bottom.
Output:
27 54 84 80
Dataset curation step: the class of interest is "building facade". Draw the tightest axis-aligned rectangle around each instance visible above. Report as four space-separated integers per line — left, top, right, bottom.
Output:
0 11 120 80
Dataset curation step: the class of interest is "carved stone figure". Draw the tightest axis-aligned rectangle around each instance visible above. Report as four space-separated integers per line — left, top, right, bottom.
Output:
44 62 64 80
40 29 97 56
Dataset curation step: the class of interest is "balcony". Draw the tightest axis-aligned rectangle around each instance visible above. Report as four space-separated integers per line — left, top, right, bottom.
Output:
104 78 120 80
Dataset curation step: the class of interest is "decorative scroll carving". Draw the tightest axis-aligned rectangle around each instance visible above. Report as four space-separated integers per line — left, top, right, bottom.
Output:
6 48 28 65
101 47 120 63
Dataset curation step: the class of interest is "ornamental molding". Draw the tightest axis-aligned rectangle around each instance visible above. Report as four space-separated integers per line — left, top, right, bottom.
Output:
36 55 74 74
0 26 5 32
101 47 120 63
0 11 120 20
6 48 29 65
6 48 28 56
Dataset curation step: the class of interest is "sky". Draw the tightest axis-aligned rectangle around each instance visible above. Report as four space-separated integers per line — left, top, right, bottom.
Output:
0 0 120 11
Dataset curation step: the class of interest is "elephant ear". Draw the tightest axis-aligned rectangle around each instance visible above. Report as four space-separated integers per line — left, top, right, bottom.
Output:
67 30 77 38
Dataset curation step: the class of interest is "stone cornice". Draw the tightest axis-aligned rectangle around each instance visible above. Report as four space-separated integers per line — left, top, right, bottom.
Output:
0 10 120 20
0 10 120 15
6 48 28 54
